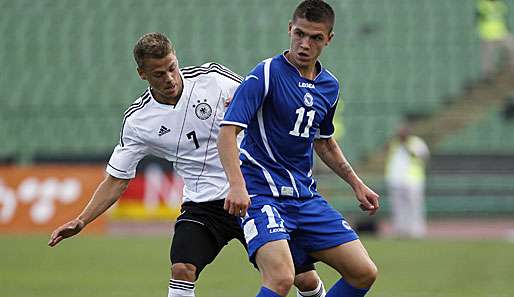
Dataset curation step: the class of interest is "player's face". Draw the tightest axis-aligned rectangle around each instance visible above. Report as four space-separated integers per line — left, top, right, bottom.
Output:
138 53 183 103
288 17 334 69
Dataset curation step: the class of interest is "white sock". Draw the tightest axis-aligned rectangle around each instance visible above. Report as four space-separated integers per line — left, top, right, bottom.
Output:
168 279 195 297
297 280 326 297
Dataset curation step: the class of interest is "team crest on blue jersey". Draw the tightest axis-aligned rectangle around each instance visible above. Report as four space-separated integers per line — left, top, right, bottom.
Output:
303 92 314 107
193 99 212 120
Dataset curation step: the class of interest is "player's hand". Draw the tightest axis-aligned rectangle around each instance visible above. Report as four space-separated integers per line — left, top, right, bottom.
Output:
224 185 250 217
48 218 85 247
353 182 380 216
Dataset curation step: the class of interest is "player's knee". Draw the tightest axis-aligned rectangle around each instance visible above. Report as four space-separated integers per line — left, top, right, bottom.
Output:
264 271 294 296
352 262 378 288
294 271 320 292
274 274 295 296
171 263 197 282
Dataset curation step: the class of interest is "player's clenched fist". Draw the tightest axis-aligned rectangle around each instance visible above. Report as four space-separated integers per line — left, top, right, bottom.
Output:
48 218 85 247
224 186 250 217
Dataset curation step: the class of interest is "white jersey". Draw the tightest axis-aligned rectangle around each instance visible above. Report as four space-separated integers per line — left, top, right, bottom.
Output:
106 63 242 203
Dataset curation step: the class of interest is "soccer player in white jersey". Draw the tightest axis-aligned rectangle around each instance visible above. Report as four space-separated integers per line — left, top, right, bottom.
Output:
48 32 326 297
218 1 380 297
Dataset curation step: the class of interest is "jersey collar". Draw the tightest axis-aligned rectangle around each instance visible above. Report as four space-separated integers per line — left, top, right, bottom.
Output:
280 50 324 82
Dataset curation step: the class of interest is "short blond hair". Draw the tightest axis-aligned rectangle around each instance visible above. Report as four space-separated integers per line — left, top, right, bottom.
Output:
133 32 174 68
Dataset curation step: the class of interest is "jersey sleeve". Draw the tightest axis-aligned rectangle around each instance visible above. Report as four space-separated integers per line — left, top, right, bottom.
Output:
212 63 242 99
221 62 266 128
226 78 241 99
106 122 148 179
316 78 341 139
316 99 339 139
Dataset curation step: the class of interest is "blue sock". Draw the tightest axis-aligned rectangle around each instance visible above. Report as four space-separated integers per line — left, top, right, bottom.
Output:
257 286 282 297
326 278 369 297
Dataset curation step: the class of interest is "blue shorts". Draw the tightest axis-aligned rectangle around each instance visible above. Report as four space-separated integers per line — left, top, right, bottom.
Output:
241 195 359 267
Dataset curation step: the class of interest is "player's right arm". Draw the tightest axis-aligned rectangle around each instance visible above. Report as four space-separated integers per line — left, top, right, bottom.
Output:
48 175 129 247
49 117 148 246
218 61 267 217
218 125 249 217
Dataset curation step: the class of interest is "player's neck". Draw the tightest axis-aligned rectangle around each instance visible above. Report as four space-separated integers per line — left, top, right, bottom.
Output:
285 53 318 80
150 87 183 106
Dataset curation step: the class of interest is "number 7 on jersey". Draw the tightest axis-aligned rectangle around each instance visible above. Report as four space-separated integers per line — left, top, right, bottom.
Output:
186 130 200 149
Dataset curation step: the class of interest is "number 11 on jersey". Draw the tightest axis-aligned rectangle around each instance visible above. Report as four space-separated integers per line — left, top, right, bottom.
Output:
289 107 315 138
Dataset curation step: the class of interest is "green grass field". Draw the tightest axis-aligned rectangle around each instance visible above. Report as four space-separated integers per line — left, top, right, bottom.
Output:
1 235 513 297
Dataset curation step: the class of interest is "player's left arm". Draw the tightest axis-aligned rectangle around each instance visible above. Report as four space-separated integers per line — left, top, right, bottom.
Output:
314 138 379 215
315 93 379 215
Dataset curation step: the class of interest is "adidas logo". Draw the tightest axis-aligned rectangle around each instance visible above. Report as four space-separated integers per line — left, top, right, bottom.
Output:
158 125 171 136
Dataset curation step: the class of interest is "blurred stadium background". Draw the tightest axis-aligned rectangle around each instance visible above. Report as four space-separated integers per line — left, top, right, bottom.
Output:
1 0 513 296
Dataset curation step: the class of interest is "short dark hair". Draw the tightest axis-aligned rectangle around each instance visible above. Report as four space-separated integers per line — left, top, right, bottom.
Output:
133 32 175 68
292 0 335 32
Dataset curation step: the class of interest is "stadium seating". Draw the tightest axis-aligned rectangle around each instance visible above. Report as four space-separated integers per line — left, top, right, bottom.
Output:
319 172 514 216
0 0 513 163
438 104 514 154
2 0 514 218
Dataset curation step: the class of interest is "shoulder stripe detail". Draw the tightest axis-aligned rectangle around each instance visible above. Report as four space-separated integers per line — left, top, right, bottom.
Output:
119 97 151 147
184 69 242 84
182 63 243 83
181 62 242 79
180 65 202 72
124 91 150 116
183 67 243 83
126 89 149 109
180 62 224 74
124 96 151 121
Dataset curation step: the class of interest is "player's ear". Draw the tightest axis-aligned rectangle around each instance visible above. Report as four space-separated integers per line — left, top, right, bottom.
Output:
137 67 147 81
326 31 335 46
288 20 293 37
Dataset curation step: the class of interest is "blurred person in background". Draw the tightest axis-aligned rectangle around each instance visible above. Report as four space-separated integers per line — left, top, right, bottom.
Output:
385 123 430 239
47 32 326 297
476 0 514 81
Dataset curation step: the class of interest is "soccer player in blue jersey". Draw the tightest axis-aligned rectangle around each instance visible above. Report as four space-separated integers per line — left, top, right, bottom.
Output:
218 1 380 297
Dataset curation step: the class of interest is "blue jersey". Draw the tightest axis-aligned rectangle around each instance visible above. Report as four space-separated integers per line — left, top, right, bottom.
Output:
221 52 340 198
